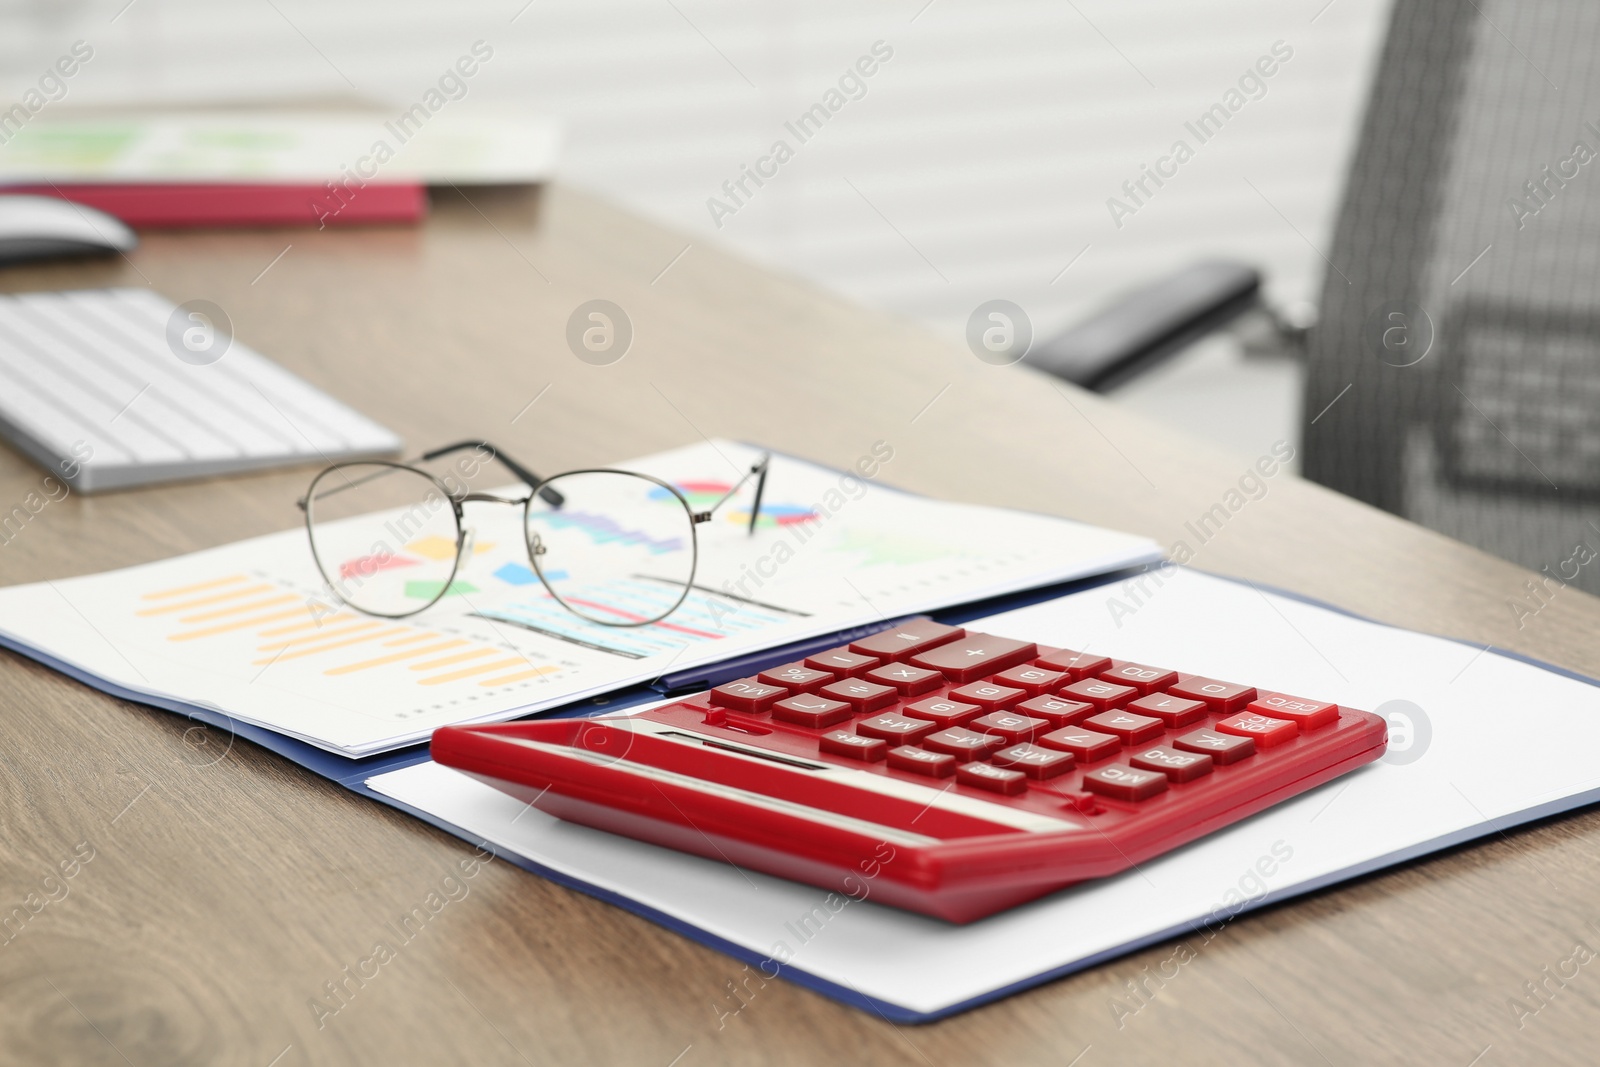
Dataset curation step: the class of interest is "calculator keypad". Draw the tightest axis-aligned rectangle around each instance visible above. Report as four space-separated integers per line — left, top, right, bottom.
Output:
675 628 1359 816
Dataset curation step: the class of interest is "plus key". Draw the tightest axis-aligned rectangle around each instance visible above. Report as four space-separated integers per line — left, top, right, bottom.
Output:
910 634 1037 683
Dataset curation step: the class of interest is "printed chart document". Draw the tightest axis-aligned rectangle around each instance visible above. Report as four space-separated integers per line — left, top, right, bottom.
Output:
368 567 1600 1020
0 440 1159 756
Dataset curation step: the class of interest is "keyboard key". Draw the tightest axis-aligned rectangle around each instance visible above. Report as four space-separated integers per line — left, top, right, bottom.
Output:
1061 678 1138 711
992 665 1068 696
1038 726 1121 762
1083 764 1169 801
865 662 944 696
771 695 853 728
1128 693 1208 728
820 731 887 761
922 727 1006 759
1169 676 1258 714
1034 648 1111 680
710 678 787 714
1248 693 1339 730
1084 710 1165 744
757 662 833 693
1216 712 1298 748
1099 660 1179 695
1017 695 1095 728
849 619 965 661
805 648 879 677
1173 728 1255 764
911 635 1037 683
949 681 1026 711
903 697 982 728
820 678 898 714
970 711 1048 744
1130 745 1214 782
887 745 956 777
991 742 1075 779
856 713 939 744
957 762 1028 795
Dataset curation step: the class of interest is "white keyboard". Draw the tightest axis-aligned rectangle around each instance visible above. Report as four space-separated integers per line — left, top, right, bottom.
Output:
0 288 400 492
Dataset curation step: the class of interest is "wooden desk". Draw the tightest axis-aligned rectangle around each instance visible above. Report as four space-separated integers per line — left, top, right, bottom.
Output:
2 186 1596 1066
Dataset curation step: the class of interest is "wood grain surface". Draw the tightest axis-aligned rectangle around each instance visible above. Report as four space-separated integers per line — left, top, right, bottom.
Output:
1 184 1597 1066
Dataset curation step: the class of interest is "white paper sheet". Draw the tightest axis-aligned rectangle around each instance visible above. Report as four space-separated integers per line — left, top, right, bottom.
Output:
368 567 1600 1018
0 439 1157 756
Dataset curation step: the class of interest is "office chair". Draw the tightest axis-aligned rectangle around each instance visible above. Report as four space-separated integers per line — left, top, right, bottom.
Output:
1302 0 1600 596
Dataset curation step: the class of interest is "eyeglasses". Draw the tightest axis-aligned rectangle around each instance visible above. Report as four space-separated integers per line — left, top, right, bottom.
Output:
298 440 770 626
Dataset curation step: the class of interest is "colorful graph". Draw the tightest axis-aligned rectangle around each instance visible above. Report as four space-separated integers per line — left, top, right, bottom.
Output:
480 576 803 659
525 510 685 554
649 481 819 529
136 573 561 689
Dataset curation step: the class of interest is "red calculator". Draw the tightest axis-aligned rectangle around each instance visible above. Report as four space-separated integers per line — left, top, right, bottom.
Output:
433 618 1387 922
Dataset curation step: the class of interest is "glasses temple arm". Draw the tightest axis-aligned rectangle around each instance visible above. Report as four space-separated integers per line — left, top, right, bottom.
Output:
420 440 564 506
698 454 771 536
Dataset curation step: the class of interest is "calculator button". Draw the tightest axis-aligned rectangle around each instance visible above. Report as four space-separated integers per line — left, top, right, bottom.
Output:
849 619 965 661
1168 676 1258 714
1034 648 1111 680
902 697 982 728
1016 696 1095 728
757 663 832 693
1173 728 1255 764
1130 745 1214 782
1099 660 1179 695
949 681 1026 711
771 695 853 728
1248 693 1339 730
922 727 1006 759
1216 712 1298 747
1127 693 1207 728
910 635 1038 683
805 648 879 677
991 743 1075 779
1084 710 1165 744
1060 678 1137 711
970 711 1048 744
957 762 1028 795
865 662 944 696
1038 727 1121 762
709 678 787 714
820 731 887 761
820 679 898 714
1082 764 1169 801
887 745 957 777
992 665 1068 696
856 713 939 743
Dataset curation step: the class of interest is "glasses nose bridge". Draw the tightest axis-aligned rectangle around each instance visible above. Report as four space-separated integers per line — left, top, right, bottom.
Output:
456 491 528 509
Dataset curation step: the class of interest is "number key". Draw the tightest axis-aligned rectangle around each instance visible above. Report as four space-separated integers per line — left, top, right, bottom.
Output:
950 681 1025 711
1130 744 1213 782
1127 693 1207 727
1060 678 1137 711
1099 660 1179 695
1084 710 1164 745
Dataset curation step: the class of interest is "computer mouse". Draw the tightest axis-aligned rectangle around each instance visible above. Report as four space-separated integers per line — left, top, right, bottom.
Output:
0 194 138 266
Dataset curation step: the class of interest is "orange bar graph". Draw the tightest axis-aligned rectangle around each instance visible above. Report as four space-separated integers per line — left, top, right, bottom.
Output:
141 574 248 601
136 583 276 616
180 594 299 624
417 657 531 686
477 666 560 687
323 640 468 676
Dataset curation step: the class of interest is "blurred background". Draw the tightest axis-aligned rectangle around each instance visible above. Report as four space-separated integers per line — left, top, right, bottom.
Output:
6 0 1600 593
